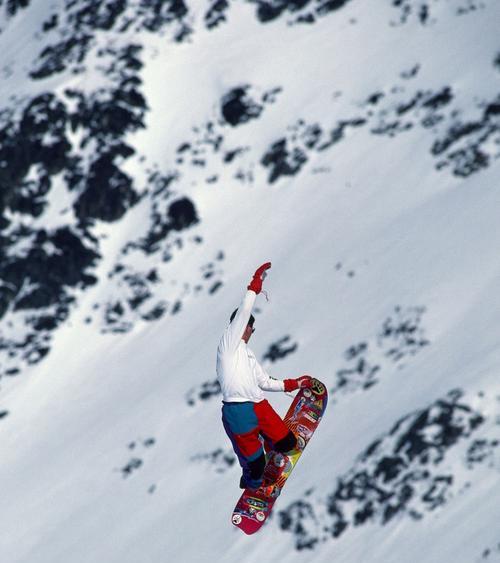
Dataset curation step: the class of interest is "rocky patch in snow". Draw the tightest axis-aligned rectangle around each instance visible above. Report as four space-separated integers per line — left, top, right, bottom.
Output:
259 80 500 182
0 35 211 370
221 86 265 127
24 0 354 84
95 239 223 334
124 195 200 259
262 335 299 363
186 378 222 407
389 0 486 27
0 43 147 376
261 117 366 183
0 227 99 375
100 265 166 334
494 52 500 73
332 306 429 396
190 447 236 473
171 84 282 187
279 389 500 550
244 0 351 25
117 437 156 479
466 437 500 469
378 305 429 362
480 541 500 561
431 93 500 177
0 0 31 22
364 82 500 178
30 0 192 80
204 0 230 29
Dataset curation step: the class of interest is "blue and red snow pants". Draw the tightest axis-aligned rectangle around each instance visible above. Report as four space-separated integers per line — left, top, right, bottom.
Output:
222 399 295 489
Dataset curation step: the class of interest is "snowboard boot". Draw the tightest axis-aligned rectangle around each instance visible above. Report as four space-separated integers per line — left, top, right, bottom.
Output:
264 452 290 485
240 475 264 491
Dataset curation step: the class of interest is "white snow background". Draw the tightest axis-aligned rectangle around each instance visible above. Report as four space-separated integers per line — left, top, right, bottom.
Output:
1 1 500 562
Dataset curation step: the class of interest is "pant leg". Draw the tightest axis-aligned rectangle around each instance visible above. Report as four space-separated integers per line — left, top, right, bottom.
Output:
254 399 297 453
274 431 297 453
221 402 265 489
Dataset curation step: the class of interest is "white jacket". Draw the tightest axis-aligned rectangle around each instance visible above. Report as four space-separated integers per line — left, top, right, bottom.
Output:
216 290 284 402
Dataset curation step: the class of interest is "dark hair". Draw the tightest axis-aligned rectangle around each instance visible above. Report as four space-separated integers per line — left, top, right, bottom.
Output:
230 308 255 326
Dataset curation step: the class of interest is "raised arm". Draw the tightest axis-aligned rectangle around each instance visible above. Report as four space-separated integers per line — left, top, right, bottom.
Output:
220 263 272 352
222 290 256 352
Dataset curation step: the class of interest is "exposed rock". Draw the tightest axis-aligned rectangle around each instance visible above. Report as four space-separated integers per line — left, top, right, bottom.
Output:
261 138 308 183
120 457 143 478
73 150 139 223
186 379 221 406
0 227 98 316
205 0 230 29
390 0 484 26
279 389 489 550
432 93 500 177
378 305 429 363
118 436 156 478
494 52 500 72
246 0 351 23
190 448 236 473
221 86 264 127
0 93 71 215
30 34 94 80
332 306 429 395
263 335 298 363
2 0 31 18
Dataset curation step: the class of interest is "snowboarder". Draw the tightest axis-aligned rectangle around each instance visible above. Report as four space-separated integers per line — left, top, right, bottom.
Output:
216 262 313 490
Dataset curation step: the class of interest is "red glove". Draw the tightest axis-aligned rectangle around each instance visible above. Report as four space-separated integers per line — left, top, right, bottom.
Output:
284 375 313 392
247 262 271 294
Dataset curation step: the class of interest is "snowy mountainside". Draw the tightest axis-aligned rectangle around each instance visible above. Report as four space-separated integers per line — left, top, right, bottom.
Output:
1 1 500 562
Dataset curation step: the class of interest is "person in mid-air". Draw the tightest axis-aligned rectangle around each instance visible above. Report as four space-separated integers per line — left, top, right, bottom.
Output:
216 262 313 490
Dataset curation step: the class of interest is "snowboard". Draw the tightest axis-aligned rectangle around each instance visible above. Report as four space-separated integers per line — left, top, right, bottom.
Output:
231 377 328 535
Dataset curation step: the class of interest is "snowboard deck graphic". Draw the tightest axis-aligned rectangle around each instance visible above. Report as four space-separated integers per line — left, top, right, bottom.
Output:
231 378 328 535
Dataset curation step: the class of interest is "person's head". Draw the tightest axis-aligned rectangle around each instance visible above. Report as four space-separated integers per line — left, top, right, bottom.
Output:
230 309 255 343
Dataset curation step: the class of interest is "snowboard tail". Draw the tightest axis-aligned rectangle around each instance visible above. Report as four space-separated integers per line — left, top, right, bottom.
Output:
231 378 328 534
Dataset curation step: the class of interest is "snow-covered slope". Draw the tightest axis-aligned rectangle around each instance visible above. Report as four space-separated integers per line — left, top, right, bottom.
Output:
1 1 500 562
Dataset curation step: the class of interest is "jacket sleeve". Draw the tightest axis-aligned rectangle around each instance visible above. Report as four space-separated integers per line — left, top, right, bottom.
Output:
255 362 285 392
220 290 256 353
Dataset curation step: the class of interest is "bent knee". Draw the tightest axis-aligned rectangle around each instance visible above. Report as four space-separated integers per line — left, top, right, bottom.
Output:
274 431 297 453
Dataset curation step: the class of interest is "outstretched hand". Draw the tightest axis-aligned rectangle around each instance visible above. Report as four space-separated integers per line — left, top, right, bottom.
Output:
284 375 313 392
296 375 313 389
248 262 272 294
